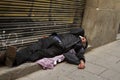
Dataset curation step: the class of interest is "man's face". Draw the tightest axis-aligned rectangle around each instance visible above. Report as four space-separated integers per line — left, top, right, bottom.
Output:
80 36 86 43
81 37 86 43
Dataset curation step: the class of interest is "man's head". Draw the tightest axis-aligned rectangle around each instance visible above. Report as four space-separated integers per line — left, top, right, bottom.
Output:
79 36 88 49
79 36 86 44
70 27 88 49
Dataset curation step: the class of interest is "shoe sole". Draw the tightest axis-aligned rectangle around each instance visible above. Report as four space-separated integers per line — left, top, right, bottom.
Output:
5 46 16 67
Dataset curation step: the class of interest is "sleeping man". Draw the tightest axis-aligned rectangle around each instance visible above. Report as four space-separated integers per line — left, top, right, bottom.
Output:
4 27 88 69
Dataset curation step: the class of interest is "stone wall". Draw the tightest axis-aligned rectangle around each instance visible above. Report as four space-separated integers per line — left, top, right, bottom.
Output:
115 0 120 33
82 0 119 47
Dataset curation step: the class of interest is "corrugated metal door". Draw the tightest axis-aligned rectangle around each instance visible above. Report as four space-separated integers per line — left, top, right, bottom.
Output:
0 0 86 51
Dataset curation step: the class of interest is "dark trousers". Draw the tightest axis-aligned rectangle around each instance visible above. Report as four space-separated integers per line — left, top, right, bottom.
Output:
14 39 62 66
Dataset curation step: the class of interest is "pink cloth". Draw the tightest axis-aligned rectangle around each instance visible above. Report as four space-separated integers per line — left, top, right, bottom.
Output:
36 55 65 69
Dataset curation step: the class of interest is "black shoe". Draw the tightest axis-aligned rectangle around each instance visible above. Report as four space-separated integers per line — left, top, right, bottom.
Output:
5 46 17 67
0 52 5 66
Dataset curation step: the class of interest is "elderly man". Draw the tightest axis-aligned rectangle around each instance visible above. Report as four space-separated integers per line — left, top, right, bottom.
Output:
4 27 88 69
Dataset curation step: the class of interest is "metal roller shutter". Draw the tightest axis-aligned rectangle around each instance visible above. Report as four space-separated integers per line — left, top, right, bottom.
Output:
0 0 86 51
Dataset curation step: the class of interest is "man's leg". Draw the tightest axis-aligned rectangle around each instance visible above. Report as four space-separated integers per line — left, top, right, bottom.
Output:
5 40 43 67
15 43 43 66
5 46 34 67
14 40 43 66
15 47 33 66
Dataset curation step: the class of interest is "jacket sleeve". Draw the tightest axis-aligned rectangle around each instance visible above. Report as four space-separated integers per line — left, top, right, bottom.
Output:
63 49 80 65
74 42 86 63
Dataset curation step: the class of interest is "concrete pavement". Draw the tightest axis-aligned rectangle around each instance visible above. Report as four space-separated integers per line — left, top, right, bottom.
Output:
16 34 120 80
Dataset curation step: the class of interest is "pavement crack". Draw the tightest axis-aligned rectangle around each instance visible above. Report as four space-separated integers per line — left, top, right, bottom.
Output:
116 59 120 64
98 69 108 76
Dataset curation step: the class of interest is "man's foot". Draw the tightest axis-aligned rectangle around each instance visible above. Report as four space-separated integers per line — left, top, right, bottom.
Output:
0 52 5 65
78 60 85 69
5 46 17 67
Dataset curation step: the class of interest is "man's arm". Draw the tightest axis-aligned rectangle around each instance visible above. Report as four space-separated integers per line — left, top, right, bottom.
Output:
74 42 86 69
63 50 80 65
63 49 85 69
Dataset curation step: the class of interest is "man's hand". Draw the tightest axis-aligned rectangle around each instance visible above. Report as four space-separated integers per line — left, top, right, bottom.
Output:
78 60 85 69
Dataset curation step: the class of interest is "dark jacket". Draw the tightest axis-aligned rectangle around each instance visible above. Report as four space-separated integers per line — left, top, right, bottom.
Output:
44 32 86 65
56 33 86 65
57 33 82 52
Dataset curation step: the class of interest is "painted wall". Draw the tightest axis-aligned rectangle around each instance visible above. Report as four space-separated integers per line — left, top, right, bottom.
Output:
82 0 119 48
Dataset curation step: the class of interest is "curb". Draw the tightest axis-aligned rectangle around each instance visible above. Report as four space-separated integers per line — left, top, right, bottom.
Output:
0 63 42 80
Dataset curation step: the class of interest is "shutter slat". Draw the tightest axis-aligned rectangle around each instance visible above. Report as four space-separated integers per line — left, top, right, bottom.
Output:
0 0 86 51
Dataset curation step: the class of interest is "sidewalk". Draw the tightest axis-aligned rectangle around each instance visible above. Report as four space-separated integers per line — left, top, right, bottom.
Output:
16 34 120 80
